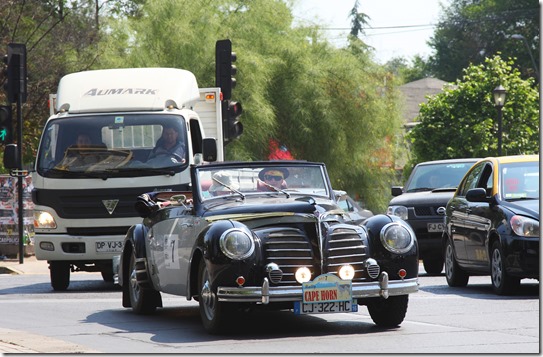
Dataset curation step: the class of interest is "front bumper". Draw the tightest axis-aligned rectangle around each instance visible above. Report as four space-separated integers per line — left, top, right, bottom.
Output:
217 272 418 304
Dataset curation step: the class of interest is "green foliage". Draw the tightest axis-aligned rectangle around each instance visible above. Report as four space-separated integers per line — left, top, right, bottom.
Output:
97 0 404 213
408 55 539 164
428 0 540 82
385 55 433 84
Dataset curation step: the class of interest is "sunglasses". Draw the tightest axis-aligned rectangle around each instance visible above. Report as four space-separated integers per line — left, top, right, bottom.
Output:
264 175 283 181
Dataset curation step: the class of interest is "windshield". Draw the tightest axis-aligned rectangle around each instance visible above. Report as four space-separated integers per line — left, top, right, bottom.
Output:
196 164 330 201
36 113 188 178
406 161 476 192
501 161 539 200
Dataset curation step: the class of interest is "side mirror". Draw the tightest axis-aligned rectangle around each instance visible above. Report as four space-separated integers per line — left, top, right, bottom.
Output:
465 188 490 203
3 143 18 169
391 186 403 196
202 138 217 162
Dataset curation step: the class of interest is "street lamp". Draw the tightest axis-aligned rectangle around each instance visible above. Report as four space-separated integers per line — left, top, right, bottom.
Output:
509 34 539 82
493 85 507 156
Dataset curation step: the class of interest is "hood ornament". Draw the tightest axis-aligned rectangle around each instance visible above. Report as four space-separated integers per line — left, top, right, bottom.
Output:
103 199 119 215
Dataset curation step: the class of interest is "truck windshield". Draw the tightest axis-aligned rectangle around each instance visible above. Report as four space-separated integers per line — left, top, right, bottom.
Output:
36 113 189 178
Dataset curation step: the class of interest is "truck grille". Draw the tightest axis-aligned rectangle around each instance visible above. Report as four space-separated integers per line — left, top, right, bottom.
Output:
259 224 370 285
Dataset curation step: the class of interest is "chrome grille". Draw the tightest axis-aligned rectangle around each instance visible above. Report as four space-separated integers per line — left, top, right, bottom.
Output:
262 227 315 284
325 226 369 282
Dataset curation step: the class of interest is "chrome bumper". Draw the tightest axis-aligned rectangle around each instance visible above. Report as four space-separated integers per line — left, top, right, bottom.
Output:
217 272 419 304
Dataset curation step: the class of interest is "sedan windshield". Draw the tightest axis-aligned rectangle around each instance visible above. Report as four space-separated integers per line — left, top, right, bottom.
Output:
501 161 539 200
196 164 329 201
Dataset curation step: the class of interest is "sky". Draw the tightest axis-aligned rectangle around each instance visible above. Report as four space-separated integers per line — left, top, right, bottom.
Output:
292 0 452 64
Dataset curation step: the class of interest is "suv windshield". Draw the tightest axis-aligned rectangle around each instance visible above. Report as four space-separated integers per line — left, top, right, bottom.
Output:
406 162 475 192
36 113 188 178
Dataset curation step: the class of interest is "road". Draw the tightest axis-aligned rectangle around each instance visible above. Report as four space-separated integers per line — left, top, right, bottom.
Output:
0 265 539 354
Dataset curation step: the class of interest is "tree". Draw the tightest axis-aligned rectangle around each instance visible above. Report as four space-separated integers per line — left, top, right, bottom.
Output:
385 55 433 84
408 55 539 164
97 0 404 212
428 0 540 82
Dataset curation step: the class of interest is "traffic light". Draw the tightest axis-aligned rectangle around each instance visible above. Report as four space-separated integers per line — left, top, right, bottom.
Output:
222 100 243 144
3 43 27 103
0 105 13 144
215 39 236 100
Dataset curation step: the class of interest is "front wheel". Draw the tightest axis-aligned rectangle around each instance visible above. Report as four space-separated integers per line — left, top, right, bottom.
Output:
444 238 469 287
198 260 232 334
366 295 409 327
128 253 159 314
491 241 520 295
50 261 70 291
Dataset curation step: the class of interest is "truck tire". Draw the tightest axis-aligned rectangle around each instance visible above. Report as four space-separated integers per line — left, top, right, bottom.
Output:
366 295 409 327
128 252 158 314
198 259 232 334
491 241 520 295
50 261 70 291
423 257 444 276
444 238 469 287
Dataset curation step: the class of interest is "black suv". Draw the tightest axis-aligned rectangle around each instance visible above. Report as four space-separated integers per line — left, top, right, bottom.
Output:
388 158 479 275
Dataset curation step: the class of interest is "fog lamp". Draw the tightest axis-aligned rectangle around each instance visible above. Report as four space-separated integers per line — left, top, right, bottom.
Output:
398 269 407 279
40 241 54 251
236 276 245 287
338 265 355 280
295 267 312 283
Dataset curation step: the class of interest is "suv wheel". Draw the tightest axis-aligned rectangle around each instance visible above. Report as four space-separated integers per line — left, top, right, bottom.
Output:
423 257 444 275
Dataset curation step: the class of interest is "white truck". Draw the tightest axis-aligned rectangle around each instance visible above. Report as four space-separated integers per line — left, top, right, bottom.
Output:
5 68 223 290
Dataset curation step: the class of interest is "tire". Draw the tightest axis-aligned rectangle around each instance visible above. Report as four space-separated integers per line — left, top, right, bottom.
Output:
444 239 469 287
423 257 444 275
366 295 409 328
50 261 70 291
128 253 158 314
198 260 232 334
101 271 114 282
490 241 520 295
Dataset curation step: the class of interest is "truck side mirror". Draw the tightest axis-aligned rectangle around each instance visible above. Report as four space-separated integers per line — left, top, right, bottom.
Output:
202 138 217 162
3 143 18 169
391 186 403 196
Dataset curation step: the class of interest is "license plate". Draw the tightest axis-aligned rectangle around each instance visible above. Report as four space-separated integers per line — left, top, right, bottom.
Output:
427 222 445 232
96 241 123 253
294 300 358 315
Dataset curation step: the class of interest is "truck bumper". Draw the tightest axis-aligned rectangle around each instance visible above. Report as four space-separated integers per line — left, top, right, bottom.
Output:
34 233 124 261
217 272 419 304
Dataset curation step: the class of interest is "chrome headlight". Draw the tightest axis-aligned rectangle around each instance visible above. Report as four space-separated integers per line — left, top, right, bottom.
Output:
219 228 255 260
380 222 415 254
387 205 408 220
510 215 539 237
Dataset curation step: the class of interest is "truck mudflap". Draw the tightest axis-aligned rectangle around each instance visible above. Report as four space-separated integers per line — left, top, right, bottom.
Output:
217 272 419 304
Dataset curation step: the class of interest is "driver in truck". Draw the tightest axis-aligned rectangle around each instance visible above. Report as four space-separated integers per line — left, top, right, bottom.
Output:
148 125 186 164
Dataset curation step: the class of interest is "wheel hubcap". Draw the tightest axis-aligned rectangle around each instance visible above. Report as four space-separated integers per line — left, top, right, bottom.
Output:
445 244 453 279
130 263 140 300
492 249 503 287
201 273 216 320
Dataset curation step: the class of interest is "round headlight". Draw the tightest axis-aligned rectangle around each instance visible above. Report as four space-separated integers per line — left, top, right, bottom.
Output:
380 222 415 254
387 205 408 220
219 228 255 260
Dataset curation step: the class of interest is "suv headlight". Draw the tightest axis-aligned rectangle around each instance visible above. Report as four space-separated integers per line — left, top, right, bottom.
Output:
510 215 539 237
219 228 255 260
387 205 408 220
380 222 415 254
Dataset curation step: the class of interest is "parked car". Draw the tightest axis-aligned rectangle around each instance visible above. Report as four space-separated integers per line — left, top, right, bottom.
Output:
444 155 539 295
335 190 373 224
115 161 419 333
388 158 479 275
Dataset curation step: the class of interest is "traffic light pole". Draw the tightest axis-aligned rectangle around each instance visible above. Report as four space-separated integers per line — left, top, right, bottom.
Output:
16 93 24 264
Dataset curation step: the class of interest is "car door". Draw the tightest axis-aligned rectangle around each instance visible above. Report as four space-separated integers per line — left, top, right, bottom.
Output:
447 162 485 262
463 163 494 267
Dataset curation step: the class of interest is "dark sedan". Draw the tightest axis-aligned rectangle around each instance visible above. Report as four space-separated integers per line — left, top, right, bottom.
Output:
443 155 539 295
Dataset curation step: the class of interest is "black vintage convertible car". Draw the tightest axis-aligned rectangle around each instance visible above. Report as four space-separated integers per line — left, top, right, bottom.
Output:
115 161 419 333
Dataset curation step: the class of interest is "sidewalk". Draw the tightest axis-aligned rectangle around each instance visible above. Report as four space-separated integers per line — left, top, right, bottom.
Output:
0 254 49 275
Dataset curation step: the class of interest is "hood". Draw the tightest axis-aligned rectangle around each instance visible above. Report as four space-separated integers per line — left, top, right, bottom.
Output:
202 195 340 218
502 199 540 220
389 189 456 207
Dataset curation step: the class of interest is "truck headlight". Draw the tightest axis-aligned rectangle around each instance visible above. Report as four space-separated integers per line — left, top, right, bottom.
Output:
511 215 539 237
219 228 255 260
380 222 415 254
34 210 57 229
387 205 408 220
